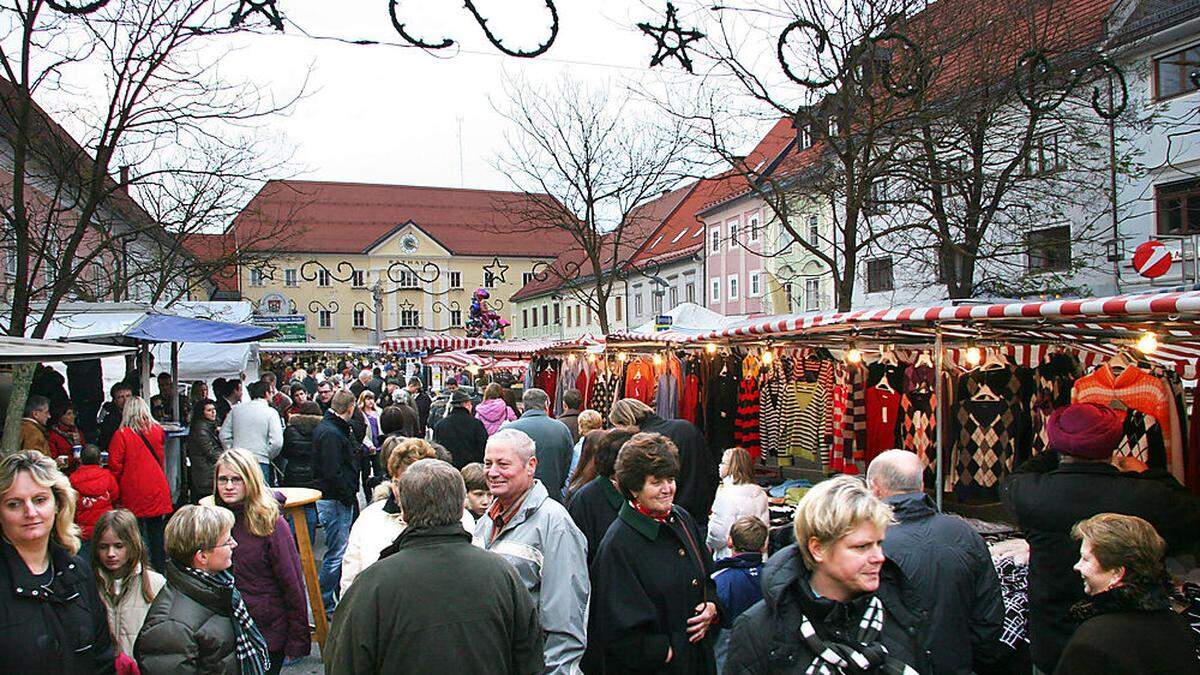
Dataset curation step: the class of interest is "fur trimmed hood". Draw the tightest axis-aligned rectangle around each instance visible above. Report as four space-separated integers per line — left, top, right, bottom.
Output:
1067 581 1172 623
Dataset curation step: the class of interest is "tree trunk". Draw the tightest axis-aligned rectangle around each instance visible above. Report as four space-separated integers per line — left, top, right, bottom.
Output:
0 363 35 456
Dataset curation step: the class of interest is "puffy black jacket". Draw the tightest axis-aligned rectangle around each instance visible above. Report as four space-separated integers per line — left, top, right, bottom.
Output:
1001 452 1200 672
0 541 115 675
432 406 488 469
882 492 1005 674
312 411 359 506
726 545 930 674
281 413 321 488
134 560 239 675
185 418 224 501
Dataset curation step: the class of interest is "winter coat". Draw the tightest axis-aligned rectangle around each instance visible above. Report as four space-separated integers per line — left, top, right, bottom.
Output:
566 475 623 564
504 410 575 503
414 390 432 435
108 425 173 518
475 398 518 435
312 410 359 506
20 417 50 454
280 413 320 488
712 553 764 625
225 494 310 658
1054 583 1199 675
432 406 488 469
70 465 119 540
639 413 719 522
186 418 224 502
0 541 115 675
1001 451 1200 672
98 402 122 452
558 409 581 444
726 545 930 674
99 567 166 656
325 524 544 675
591 502 718 674
47 423 83 471
219 399 283 466
380 404 419 438
882 492 1004 675
134 560 240 675
706 479 770 560
474 480 590 675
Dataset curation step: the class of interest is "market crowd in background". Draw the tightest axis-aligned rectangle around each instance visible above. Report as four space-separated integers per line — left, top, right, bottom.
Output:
3 357 1200 674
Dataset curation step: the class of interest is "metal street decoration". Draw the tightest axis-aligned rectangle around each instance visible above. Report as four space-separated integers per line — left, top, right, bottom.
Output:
231 0 285 31
482 256 510 286
638 2 704 73
1015 50 1128 120
45 0 110 13
387 0 559 58
776 19 925 99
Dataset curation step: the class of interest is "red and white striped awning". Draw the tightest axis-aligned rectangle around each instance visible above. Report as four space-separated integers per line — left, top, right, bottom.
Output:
606 329 696 344
379 335 496 354
472 339 561 357
422 349 493 369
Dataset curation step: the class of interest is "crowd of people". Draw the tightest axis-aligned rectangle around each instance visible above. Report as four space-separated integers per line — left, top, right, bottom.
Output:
4 358 1200 674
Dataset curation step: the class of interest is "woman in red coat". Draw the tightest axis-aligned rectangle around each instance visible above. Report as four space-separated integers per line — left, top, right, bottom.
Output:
46 403 84 472
107 397 172 571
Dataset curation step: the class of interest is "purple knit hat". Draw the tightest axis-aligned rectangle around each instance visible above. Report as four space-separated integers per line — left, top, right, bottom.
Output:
1046 403 1126 460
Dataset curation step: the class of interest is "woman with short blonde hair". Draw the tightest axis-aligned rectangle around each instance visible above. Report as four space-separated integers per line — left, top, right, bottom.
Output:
609 398 652 428
108 396 171 571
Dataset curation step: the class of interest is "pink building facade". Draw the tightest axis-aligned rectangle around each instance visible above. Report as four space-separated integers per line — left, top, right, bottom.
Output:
700 195 768 316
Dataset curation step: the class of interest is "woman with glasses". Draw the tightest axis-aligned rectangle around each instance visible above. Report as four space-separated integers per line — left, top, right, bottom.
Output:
135 504 270 675
0 451 115 674
213 449 310 674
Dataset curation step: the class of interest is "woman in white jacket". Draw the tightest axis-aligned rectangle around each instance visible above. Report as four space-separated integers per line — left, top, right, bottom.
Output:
706 447 769 560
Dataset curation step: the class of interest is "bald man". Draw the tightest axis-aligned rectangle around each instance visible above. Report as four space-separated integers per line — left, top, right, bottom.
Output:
867 450 1005 675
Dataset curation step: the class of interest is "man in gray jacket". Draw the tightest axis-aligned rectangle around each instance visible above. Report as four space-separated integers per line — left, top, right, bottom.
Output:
475 428 589 675
868 450 1005 675
220 380 283 484
504 388 574 503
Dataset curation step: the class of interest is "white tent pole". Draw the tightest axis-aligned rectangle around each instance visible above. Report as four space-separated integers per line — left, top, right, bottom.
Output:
934 325 945 511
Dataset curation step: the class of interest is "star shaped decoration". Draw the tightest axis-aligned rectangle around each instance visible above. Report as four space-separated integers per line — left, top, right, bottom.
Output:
397 298 415 313
483 257 510 286
637 2 704 73
231 0 284 32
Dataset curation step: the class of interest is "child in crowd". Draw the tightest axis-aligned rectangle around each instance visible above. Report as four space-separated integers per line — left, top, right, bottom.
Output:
711 515 768 671
460 462 492 522
70 444 119 558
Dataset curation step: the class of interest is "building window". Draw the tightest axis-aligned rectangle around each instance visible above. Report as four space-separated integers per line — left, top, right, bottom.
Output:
1157 178 1200 235
523 308 529 329
634 292 643 317
805 278 820 311
1024 132 1065 175
400 309 420 328
866 257 894 293
484 271 498 288
541 305 549 326
351 270 366 287
750 271 763 297
352 307 366 328
711 278 721 303
1026 225 1072 273
669 285 679 308
318 310 332 329
248 269 264 287
575 305 581 326
1154 44 1200 100
710 228 721 254
866 179 890 214
532 306 539 327
522 271 535 287
728 221 739 247
317 269 331 287
728 275 739 301
686 282 695 304
448 271 462 289
450 309 462 327
566 306 573 328
586 306 592 325
284 269 297 287
749 214 761 242
553 304 560 325
807 215 819 245
614 296 622 321
396 269 420 289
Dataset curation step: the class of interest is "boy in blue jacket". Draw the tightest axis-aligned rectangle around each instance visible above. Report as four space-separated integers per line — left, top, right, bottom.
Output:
712 515 767 671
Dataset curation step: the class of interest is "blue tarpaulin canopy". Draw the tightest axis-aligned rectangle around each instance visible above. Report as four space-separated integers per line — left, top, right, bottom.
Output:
123 312 277 344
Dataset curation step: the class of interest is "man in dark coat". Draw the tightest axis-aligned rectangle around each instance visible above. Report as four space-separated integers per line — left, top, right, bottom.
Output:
504 388 574 503
97 381 132 452
558 389 583 443
408 377 432 435
616 398 720 525
326 459 544 674
312 390 360 613
1001 403 1200 673
432 390 488 469
869 450 1005 674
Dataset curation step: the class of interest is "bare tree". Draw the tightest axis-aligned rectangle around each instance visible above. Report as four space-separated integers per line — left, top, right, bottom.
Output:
0 0 305 338
492 75 692 333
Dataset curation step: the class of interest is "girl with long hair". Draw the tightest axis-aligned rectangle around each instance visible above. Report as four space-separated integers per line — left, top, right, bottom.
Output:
91 508 165 657
706 447 769 560
213 449 310 673
108 397 171 571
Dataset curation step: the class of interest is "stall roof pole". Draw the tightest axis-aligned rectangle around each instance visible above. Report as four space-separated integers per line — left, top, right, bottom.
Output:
934 325 945 511
170 342 180 422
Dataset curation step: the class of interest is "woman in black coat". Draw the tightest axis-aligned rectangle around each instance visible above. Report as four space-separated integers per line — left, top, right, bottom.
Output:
591 432 719 674
281 401 323 546
0 452 115 674
1055 513 1198 675
186 399 224 502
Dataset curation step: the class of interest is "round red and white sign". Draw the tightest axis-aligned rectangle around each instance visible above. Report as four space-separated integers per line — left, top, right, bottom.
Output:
1132 240 1172 279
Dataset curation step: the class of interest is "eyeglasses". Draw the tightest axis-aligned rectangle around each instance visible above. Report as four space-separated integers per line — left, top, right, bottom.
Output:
216 476 244 486
206 537 237 552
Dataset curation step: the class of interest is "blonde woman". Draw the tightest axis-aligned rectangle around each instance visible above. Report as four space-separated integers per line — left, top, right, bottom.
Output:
213 449 310 672
340 438 474 595
0 451 115 672
107 396 171 571
707 447 770 560
92 508 166 657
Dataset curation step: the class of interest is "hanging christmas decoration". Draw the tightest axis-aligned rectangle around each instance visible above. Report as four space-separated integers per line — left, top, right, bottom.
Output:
388 0 559 58
45 0 110 14
231 0 285 32
482 256 510 286
637 2 704 73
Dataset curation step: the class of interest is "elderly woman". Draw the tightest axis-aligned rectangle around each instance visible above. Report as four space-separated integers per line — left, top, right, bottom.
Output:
108 397 172 571
135 504 270 675
1056 513 1197 675
727 475 928 674
214 449 310 674
591 432 720 673
0 451 115 674
707 447 769 560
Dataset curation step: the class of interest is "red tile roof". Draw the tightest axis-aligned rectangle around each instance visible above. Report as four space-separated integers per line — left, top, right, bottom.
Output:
632 178 740 266
182 232 239 294
229 180 576 257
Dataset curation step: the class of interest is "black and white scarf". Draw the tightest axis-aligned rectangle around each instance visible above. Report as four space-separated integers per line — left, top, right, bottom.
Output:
181 566 270 675
798 595 920 675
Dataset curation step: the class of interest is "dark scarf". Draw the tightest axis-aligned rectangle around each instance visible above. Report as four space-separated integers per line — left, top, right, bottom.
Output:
179 566 270 675
1068 581 1173 623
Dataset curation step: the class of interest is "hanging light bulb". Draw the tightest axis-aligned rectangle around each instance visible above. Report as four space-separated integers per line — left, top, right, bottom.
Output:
1135 331 1159 355
965 344 983 367
586 352 597 363
845 346 863 364
652 353 664 367
705 342 718 354
616 352 629 362
762 349 775 366
567 353 577 363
